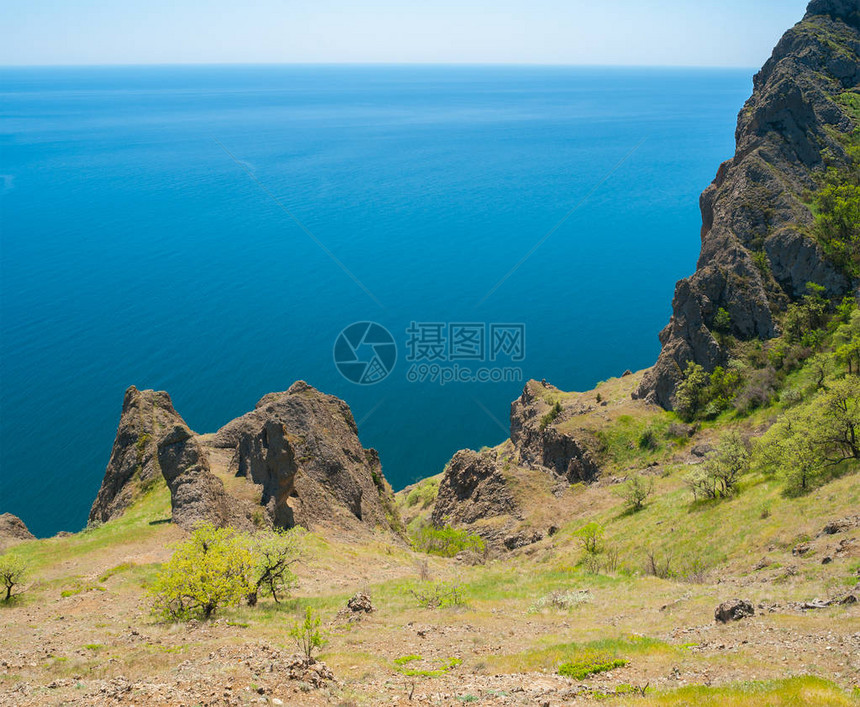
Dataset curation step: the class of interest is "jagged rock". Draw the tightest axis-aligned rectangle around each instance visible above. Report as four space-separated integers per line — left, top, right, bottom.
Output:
90 386 255 531
0 513 35 550
89 386 178 524
285 655 334 687
510 381 600 482
228 381 402 535
637 2 859 408
157 423 252 531
432 449 518 527
715 599 755 623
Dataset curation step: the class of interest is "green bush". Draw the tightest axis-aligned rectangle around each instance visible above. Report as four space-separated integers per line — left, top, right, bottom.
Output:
558 655 627 679
413 525 485 558
149 524 255 621
756 376 860 493
247 527 305 605
540 401 563 430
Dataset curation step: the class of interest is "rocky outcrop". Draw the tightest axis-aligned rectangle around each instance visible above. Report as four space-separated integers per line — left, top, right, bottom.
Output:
0 513 35 550
89 386 181 524
157 423 253 531
510 382 601 482
226 381 402 535
90 386 254 531
432 450 519 527
637 0 859 408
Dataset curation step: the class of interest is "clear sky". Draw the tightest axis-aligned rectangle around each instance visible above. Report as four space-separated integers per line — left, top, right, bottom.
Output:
0 0 810 67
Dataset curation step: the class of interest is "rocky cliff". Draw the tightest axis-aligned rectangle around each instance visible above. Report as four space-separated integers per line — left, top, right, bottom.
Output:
89 386 180 524
429 377 645 550
223 381 402 536
90 382 402 538
89 386 254 531
0 513 35 551
636 0 860 407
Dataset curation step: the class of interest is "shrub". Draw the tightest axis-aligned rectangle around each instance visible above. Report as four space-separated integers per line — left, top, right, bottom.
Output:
614 474 654 512
559 655 628 679
528 589 592 614
685 430 750 500
675 362 709 421
149 524 254 622
410 580 465 609
574 522 604 556
0 554 27 602
756 376 860 493
413 525 485 558
713 307 732 333
289 607 327 661
540 401 563 430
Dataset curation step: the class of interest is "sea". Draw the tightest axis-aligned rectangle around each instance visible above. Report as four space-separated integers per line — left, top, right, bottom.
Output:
0 64 753 536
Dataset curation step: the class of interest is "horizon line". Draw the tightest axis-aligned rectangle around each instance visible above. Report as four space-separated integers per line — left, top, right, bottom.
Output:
0 60 759 71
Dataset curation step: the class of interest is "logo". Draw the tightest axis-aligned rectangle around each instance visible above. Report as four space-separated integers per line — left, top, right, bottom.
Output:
333 322 397 385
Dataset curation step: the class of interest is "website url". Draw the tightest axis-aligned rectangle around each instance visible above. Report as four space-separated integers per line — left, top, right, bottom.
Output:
406 363 523 386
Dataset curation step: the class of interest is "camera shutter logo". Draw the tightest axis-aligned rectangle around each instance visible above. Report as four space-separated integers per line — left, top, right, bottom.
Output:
333 322 397 384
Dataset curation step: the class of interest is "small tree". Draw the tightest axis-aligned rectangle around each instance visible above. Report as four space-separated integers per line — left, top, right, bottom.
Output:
675 362 709 421
574 522 604 556
686 430 749 500
615 474 654 512
0 554 27 602
150 524 254 622
289 607 327 661
755 376 860 494
247 527 305 606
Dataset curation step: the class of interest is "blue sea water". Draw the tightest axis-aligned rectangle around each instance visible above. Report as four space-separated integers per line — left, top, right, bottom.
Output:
0 65 753 537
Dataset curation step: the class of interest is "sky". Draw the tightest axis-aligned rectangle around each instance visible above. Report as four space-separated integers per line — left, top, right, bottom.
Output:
0 0 810 67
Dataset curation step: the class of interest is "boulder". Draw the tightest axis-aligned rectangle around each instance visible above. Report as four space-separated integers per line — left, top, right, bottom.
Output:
346 592 374 614
715 599 755 623
0 513 35 550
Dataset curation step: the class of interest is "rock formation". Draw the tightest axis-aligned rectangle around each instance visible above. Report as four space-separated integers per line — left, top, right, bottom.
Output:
89 386 180 524
157 423 253 531
90 386 254 531
637 0 860 408
510 382 601 482
0 513 35 551
225 381 402 535
432 450 519 528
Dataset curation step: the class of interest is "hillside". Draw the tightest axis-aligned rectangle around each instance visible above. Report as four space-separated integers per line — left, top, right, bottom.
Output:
1 1 860 705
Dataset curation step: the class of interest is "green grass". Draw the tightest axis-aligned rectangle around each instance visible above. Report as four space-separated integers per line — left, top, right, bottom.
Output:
559 655 628 679
3 481 172 572
489 635 673 675
615 676 860 706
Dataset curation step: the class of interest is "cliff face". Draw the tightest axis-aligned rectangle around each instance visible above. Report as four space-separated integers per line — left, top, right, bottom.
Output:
637 0 860 408
90 386 254 531
225 381 402 536
89 386 178 524
90 381 403 538
0 513 35 551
